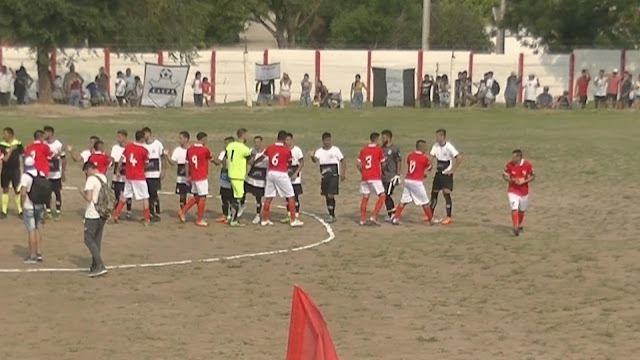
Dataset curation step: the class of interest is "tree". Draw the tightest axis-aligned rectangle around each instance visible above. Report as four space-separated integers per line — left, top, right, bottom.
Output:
503 0 640 52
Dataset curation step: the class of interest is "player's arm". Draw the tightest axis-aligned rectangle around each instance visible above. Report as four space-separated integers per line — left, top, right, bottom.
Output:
66 145 82 162
166 150 177 166
61 149 67 182
523 168 536 184
356 157 362 174
308 150 318 163
447 154 463 174
395 152 402 175
502 169 513 183
339 158 346 181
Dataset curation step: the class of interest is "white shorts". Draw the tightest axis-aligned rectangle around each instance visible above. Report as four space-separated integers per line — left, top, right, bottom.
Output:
360 180 385 195
400 179 429 206
191 179 209 196
123 180 149 201
508 193 529 211
265 171 294 198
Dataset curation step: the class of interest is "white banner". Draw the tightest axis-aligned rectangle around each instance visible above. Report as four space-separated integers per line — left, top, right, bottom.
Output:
385 69 404 107
141 63 190 108
255 63 281 81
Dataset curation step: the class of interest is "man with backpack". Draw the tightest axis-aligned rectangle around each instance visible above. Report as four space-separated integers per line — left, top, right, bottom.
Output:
20 156 51 264
79 161 113 277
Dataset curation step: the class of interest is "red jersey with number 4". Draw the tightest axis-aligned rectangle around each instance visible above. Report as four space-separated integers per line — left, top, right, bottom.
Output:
264 143 291 173
187 144 212 181
123 143 148 180
358 144 384 181
25 141 52 176
405 151 430 181
88 152 110 175
505 159 534 196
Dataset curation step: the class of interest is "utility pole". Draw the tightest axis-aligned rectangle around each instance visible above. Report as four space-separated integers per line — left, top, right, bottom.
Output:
422 0 431 50
495 0 507 54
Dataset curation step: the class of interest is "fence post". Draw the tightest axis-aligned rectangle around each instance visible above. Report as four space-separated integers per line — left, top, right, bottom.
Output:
367 49 372 103
416 50 423 101
104 48 111 94
50 49 57 81
517 53 524 104
468 52 474 80
157 50 164 65
620 49 626 74
568 51 575 99
263 49 268 65
211 50 216 105
315 50 321 82
0 46 3 68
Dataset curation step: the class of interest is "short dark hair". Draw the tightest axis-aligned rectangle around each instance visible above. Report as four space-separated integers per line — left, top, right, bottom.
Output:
33 130 44 140
436 128 447 136
254 135 263 141
3 127 14 136
141 127 152 134
135 130 145 141
93 140 104 151
117 129 128 137
179 131 190 140
83 161 97 171
381 129 392 138
196 132 207 141
286 132 293 139
90 135 100 142
43 125 54 133
237 128 247 138
369 132 380 142
277 130 288 141
512 149 523 157
416 140 426 149
322 132 331 140
224 136 235 142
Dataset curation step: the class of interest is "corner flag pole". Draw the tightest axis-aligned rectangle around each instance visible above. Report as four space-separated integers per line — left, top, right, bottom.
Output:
243 38 253 108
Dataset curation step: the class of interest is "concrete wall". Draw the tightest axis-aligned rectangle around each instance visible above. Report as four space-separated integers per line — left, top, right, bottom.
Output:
0 47 633 105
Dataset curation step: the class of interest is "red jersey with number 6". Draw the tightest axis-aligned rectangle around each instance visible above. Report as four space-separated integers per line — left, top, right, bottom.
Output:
187 144 212 181
358 144 384 181
25 141 52 176
88 152 111 175
405 151 430 181
123 143 148 181
264 143 291 173
505 159 534 196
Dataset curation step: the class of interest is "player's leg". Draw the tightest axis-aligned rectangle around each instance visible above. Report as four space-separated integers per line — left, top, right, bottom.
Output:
370 181 386 223
229 180 245 226
112 181 131 221
322 176 338 222
359 181 371 225
176 183 187 209
134 180 151 224
261 174 276 225
294 184 302 216
393 187 411 224
194 180 209 226
508 193 521 235
147 179 159 221
441 175 454 225
53 179 62 216
383 181 396 220
279 176 301 226
430 175 441 214
1 187 8 218
518 195 528 232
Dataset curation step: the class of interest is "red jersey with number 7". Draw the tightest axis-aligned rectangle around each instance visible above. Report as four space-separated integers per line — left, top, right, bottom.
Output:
357 144 384 181
25 141 52 176
186 144 212 181
264 143 291 173
122 142 148 181
405 151 430 181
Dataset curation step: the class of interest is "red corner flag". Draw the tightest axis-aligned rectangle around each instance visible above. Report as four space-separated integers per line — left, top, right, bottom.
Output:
285 285 339 360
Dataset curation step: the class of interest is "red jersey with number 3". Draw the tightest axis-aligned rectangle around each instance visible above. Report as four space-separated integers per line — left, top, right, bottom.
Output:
405 151 430 181
187 144 212 181
88 152 110 175
25 141 52 176
505 159 533 196
264 143 291 173
123 143 148 180
358 144 384 181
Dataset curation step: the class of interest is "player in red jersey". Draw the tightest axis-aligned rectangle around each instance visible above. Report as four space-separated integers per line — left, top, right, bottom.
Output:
261 130 303 227
178 132 212 227
24 130 52 176
356 132 386 225
87 141 111 175
503 149 536 236
392 140 434 225
112 130 151 224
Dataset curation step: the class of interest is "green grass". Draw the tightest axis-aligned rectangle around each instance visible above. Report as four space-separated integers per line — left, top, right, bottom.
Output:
1 105 640 360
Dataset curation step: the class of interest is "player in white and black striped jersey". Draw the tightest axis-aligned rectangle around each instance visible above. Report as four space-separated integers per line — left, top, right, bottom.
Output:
142 127 166 222
43 126 66 220
167 131 190 210
110 130 132 220
243 135 268 224
281 132 304 222
308 132 346 223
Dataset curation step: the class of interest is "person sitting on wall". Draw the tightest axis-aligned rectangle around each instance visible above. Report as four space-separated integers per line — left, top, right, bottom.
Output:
536 86 554 109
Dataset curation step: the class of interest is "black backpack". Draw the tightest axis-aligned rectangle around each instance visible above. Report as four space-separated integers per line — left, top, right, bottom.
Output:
27 172 52 205
492 80 501 95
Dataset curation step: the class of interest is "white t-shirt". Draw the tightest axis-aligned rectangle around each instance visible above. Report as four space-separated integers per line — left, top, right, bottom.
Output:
144 139 164 178
314 146 344 177
0 73 12 93
84 173 108 219
47 139 66 180
430 142 459 174
485 78 495 99
524 79 539 101
80 150 92 163
110 144 126 182
290 145 304 185
171 146 188 184
115 78 126 97
594 77 608 97
20 169 45 210
192 79 203 95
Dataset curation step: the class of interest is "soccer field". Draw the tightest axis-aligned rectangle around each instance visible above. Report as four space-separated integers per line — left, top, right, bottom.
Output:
1 105 639 360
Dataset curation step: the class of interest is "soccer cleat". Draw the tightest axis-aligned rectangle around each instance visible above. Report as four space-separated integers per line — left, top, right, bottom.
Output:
359 220 367 226
229 221 246 228
0 212 6 219
512 227 520 237
385 215 394 223
441 217 452 225
88 268 108 278
142 221 150 227
151 215 161 223
215 215 228 223
111 217 119 224
252 214 261 224
280 217 291 224
260 220 274 227
125 212 132 221
195 221 209 227
53 212 60 222
392 218 402 226
36 254 43 262
177 211 186 223
420 216 432 222
518 226 524 233
45 211 52 219
23 257 38 265
18 212 23 219
290 219 305 227
325 216 336 224
238 205 246 217
368 217 380 226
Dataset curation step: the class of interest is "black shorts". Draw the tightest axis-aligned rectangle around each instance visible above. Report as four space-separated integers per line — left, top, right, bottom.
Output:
49 178 62 192
432 172 453 191
320 176 339 196
146 178 161 195
244 182 265 197
111 181 124 192
293 184 303 196
1 168 20 190
607 94 618 102
383 181 396 196
220 187 233 200
175 183 190 195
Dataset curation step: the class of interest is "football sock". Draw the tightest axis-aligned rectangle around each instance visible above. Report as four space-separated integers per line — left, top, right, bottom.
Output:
325 196 335 217
112 200 125 219
430 192 439 212
180 192 187 209
422 205 433 220
1 193 8 214
262 198 272 221
288 198 296 222
196 197 206 222
54 189 62 211
359 197 368 222
230 199 239 221
240 194 246 206
294 194 300 214
149 199 156 217
15 192 21 213
126 199 132 212
372 194 386 217
143 208 150 222
255 196 262 215
385 193 395 217
443 193 452 217
518 211 525 226
221 198 229 217
181 196 197 213
394 204 404 219
511 210 519 228
155 199 161 215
